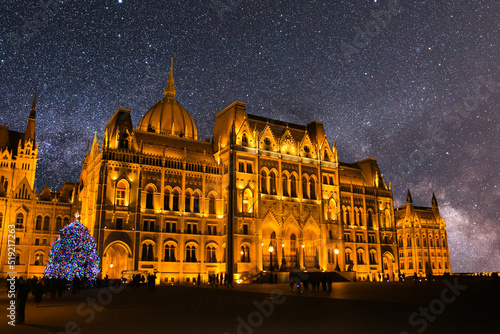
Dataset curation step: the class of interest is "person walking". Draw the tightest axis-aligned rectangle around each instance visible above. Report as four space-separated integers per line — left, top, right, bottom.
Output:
33 279 43 307
57 278 65 298
49 277 57 300
16 277 30 324
43 276 49 295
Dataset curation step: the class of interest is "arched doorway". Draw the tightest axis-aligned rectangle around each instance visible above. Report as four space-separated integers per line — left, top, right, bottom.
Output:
103 242 131 279
382 252 395 281
303 227 320 269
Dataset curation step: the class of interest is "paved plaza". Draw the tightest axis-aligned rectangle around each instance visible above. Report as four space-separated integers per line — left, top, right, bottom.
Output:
2 278 499 334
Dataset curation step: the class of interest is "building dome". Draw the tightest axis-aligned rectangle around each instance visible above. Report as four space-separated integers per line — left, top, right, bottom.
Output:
137 59 198 140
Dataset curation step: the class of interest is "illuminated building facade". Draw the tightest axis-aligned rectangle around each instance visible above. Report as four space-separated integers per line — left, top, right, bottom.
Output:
395 191 451 277
0 61 451 282
0 92 77 278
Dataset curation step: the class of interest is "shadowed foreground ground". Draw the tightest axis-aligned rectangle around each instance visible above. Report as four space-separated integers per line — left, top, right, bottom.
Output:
1 278 499 334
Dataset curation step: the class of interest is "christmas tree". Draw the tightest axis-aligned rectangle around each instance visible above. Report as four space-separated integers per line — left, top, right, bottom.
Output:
44 213 100 283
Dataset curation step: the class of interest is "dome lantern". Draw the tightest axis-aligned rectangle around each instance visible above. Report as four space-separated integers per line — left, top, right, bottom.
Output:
137 59 198 140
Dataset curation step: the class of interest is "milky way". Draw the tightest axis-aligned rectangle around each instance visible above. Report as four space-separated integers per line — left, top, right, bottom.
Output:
0 0 498 272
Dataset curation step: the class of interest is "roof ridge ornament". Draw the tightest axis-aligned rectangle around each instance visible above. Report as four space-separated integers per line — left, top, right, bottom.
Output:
164 58 176 99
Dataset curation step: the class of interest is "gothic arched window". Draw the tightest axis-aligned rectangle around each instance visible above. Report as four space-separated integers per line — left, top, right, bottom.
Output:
16 213 24 229
309 178 316 199
145 186 154 209
35 215 42 230
290 175 297 197
270 171 277 195
118 131 129 149
282 174 289 197
261 171 268 194
43 216 50 231
302 176 308 199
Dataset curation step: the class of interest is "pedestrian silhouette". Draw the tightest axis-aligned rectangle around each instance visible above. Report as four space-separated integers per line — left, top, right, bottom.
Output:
33 280 43 307
49 277 57 300
16 277 30 324
57 278 66 298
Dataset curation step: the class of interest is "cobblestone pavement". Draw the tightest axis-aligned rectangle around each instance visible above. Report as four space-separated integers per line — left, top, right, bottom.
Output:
2 278 498 334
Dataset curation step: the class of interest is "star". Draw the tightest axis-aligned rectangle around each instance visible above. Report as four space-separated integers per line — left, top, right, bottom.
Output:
0 0 498 273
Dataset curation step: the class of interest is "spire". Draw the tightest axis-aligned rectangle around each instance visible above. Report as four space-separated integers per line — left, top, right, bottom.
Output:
432 192 438 207
406 189 413 203
30 89 37 118
406 189 414 217
164 58 176 99
90 131 100 155
25 90 37 142
431 192 440 217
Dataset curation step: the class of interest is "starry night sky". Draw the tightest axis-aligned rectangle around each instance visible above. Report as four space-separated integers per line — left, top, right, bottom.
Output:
1 0 499 272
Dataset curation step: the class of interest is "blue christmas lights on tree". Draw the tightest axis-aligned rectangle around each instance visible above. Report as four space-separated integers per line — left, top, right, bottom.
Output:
44 213 100 282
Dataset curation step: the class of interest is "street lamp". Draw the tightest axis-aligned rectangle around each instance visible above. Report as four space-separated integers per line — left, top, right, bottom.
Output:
334 246 340 271
301 244 305 269
281 243 286 271
268 243 274 271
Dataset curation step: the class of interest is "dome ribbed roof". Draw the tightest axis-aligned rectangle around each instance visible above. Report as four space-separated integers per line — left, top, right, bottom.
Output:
137 59 198 140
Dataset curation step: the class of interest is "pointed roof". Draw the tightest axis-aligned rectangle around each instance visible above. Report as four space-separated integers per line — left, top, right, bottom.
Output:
58 184 72 202
432 192 438 207
406 189 413 203
164 58 176 99
39 183 53 201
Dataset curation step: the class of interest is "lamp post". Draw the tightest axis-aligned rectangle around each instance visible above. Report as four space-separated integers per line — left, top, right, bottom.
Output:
302 244 305 269
334 246 340 271
268 243 274 271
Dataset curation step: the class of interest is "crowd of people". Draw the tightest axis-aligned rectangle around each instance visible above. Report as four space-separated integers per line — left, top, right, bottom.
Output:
207 273 234 288
5 270 499 325
6 275 69 324
289 274 333 294
127 273 157 290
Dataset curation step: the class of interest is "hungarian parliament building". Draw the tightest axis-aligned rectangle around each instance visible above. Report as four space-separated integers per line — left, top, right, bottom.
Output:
0 61 451 283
